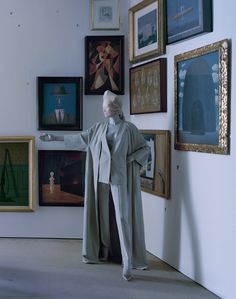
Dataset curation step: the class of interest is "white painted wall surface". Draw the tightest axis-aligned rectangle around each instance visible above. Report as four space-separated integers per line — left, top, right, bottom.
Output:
130 1 236 299
0 0 130 238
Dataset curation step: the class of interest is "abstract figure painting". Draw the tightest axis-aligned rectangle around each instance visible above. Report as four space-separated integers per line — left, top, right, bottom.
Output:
38 77 83 131
38 150 86 206
167 0 212 44
85 35 124 95
140 130 170 198
129 58 167 114
128 0 165 63
174 39 230 154
0 136 35 212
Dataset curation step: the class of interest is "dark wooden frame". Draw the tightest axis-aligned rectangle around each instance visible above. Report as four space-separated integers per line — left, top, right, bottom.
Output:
38 150 86 207
38 77 83 131
85 35 124 95
129 58 167 114
167 0 213 44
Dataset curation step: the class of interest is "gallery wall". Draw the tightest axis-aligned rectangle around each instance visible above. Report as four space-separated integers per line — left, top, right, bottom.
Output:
0 0 130 237
0 1 235 298
130 1 236 299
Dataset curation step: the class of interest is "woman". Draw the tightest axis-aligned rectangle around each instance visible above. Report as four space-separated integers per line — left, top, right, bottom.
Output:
40 90 150 281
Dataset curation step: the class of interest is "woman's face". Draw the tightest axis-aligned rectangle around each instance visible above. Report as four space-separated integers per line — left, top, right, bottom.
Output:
103 102 115 118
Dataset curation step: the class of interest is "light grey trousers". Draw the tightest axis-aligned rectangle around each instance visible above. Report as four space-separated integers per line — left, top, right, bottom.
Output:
98 182 132 271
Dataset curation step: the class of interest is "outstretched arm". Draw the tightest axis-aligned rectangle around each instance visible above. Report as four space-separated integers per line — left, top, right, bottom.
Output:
39 124 97 151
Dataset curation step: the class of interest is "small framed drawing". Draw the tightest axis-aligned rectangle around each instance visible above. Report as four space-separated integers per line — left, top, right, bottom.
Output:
0 136 35 212
85 35 124 95
129 58 167 114
174 39 230 154
38 77 83 131
167 0 213 44
128 0 165 63
38 150 86 206
140 130 170 199
90 0 120 30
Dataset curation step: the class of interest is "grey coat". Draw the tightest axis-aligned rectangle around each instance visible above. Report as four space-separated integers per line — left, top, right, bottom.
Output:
64 120 150 268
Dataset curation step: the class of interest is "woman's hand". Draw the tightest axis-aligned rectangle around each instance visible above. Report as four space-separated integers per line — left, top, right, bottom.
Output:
127 154 134 164
39 133 55 142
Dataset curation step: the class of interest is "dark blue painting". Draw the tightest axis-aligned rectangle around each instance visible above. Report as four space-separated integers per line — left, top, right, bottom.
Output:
167 0 212 44
177 50 219 145
43 83 76 125
38 77 83 131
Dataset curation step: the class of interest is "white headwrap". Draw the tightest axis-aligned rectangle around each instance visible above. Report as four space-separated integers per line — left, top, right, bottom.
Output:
103 90 125 120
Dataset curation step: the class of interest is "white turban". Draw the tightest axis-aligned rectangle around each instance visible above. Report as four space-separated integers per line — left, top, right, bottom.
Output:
103 90 124 119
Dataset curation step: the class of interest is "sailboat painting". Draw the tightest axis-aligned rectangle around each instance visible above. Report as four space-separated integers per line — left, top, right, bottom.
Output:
167 0 212 44
0 136 35 211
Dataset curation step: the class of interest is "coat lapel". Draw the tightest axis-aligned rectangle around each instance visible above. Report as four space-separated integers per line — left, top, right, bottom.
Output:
111 121 126 154
102 122 110 155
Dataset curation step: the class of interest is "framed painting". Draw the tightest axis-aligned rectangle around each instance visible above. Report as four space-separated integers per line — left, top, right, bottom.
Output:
174 39 230 154
129 58 167 114
167 0 213 44
0 136 35 212
38 150 86 206
128 0 165 63
85 35 124 95
140 130 170 198
38 77 83 131
90 0 120 30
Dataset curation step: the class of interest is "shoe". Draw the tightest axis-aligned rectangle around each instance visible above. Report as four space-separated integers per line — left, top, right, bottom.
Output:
122 268 132 281
123 273 132 281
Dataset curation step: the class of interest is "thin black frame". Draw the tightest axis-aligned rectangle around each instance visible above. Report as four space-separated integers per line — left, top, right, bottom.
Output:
167 0 213 44
85 35 124 95
38 150 86 207
38 77 83 131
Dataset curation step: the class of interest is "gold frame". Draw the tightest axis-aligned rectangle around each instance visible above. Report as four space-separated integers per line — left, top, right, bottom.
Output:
90 0 120 30
174 39 230 154
0 136 35 212
140 130 170 199
128 0 165 63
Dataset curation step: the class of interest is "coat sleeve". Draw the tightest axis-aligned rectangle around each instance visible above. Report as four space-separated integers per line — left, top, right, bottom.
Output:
64 124 97 151
127 123 150 167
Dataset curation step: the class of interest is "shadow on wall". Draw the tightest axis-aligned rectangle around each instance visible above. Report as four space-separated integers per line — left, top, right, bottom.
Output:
162 149 202 283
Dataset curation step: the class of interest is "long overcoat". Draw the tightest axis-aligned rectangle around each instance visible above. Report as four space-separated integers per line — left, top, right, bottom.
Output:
64 120 150 269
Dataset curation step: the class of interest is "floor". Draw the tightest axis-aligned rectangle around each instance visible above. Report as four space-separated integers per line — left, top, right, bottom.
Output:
0 238 220 299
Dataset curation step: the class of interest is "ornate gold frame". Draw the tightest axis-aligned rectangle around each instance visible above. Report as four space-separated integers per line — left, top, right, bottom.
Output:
140 130 170 199
174 39 230 154
128 0 165 63
0 136 35 212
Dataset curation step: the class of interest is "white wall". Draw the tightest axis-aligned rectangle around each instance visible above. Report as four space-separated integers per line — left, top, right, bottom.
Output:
130 0 236 299
0 0 130 238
